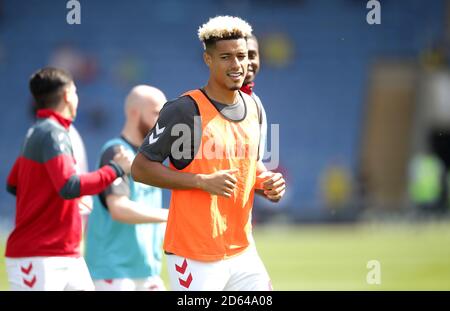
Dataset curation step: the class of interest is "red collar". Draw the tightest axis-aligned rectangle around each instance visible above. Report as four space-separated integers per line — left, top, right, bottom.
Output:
240 82 255 95
36 109 72 129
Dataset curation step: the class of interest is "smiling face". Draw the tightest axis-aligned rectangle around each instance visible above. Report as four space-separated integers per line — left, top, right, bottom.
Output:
204 38 249 91
244 36 260 85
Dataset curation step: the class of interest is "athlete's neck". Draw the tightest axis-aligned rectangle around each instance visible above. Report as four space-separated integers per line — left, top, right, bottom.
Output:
54 102 75 121
203 83 239 105
121 123 142 148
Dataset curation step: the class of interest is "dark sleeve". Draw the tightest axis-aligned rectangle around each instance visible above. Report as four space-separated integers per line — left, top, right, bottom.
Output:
98 145 130 208
139 96 200 170
42 130 123 199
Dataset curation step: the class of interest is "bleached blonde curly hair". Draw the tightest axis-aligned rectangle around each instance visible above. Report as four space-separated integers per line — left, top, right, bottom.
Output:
198 16 252 49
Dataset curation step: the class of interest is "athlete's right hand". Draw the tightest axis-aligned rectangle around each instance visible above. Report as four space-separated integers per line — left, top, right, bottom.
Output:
113 146 133 174
197 169 238 198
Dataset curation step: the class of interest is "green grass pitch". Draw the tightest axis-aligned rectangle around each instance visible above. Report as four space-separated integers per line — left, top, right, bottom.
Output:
1 222 450 290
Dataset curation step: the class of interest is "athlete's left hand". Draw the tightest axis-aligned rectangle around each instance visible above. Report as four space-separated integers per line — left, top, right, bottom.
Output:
261 172 286 202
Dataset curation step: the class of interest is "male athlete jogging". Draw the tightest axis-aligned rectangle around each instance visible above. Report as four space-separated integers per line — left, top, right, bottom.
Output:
132 16 286 291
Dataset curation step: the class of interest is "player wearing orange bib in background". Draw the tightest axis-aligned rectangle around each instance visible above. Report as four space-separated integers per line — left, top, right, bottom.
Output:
132 16 286 291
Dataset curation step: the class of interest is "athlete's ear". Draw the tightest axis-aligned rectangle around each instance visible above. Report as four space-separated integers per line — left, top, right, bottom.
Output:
130 105 140 120
203 51 212 68
62 86 70 104
63 82 77 103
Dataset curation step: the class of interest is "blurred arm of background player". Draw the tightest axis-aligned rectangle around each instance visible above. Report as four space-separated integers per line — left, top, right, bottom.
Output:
68 127 146 222
106 193 168 224
104 148 168 224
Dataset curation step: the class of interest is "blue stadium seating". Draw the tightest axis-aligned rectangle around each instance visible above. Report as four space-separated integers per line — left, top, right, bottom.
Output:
0 0 445 222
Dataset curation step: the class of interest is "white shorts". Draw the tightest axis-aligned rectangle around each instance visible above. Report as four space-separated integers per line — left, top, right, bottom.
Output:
5 256 94 291
166 245 272 291
93 275 166 291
